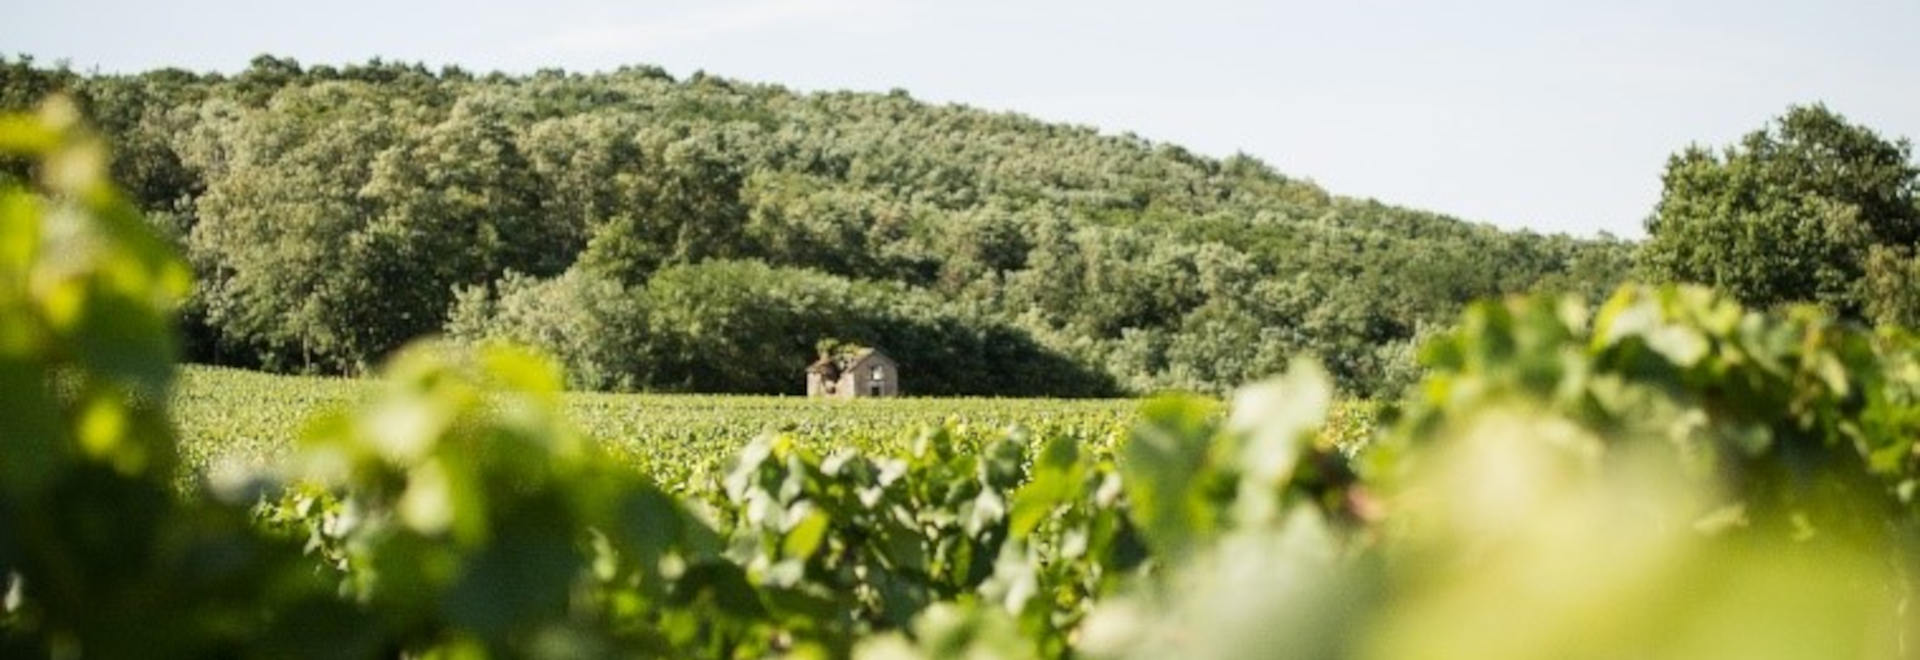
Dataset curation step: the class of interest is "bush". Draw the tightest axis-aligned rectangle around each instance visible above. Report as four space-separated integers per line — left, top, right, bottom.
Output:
450 260 1118 396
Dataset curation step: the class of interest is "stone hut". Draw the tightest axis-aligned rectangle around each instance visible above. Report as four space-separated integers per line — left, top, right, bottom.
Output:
806 347 899 398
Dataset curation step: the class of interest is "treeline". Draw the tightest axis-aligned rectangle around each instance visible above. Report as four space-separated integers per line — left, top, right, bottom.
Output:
2 54 1637 396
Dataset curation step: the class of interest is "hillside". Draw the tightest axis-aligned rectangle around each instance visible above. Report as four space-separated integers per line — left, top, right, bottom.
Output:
1 55 1633 396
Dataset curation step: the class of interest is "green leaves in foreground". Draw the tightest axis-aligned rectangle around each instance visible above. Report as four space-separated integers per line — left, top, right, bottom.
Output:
1121 359 1363 561
0 97 190 491
0 98 335 659
1121 394 1221 560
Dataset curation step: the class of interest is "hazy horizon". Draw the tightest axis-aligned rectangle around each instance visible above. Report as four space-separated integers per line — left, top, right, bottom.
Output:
7 0 1917 238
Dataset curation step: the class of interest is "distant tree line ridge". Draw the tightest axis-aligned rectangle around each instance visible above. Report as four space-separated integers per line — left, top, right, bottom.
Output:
8 55 1909 396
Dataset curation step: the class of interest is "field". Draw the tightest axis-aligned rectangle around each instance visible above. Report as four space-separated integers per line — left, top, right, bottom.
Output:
172 365 1149 486
172 366 1393 490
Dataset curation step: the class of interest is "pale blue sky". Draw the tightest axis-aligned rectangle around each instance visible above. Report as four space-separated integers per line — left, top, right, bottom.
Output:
6 0 1916 237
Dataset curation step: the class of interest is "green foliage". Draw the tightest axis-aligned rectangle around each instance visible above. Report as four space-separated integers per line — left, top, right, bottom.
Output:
184 85 576 373
1388 285 1920 522
13 98 1920 660
288 342 753 656
1862 244 1920 327
0 98 339 659
573 123 753 284
1640 104 1920 317
3 55 1631 397
170 364 1142 490
268 347 1144 657
445 268 654 392
448 260 1120 396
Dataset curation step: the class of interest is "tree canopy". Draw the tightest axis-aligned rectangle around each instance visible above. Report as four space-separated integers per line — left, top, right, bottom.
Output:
1640 105 1920 318
1 54 1635 396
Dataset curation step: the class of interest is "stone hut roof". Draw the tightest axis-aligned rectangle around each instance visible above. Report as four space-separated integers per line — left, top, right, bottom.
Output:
807 347 888 380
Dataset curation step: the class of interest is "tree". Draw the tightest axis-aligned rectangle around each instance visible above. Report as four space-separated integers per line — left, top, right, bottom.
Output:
188 85 564 372
575 123 754 284
1640 105 1920 316
349 93 564 362
1861 245 1920 327
187 82 420 371
446 268 655 391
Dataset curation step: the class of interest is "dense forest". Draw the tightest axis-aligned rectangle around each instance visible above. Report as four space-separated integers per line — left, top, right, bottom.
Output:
0 53 1717 398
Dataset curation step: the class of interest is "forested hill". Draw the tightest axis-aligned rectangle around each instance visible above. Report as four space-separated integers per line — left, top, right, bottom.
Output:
0 55 1633 396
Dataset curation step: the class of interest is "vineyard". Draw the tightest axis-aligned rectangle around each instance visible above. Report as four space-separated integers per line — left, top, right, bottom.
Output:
8 104 1920 659
172 366 1151 489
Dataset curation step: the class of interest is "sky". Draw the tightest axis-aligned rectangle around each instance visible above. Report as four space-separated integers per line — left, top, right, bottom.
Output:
5 0 1917 237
